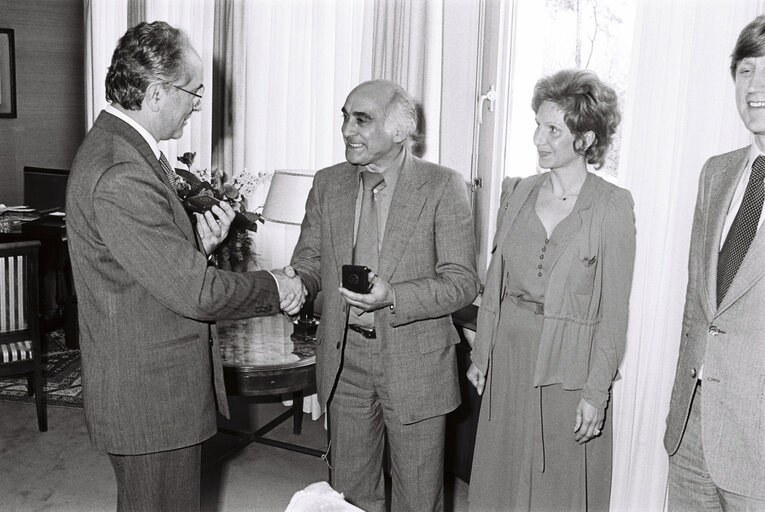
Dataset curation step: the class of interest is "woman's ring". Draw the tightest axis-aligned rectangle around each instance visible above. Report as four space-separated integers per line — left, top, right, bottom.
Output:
594 429 601 435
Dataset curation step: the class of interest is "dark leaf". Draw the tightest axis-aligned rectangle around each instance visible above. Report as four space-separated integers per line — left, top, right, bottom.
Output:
232 211 263 232
175 168 203 188
177 152 196 167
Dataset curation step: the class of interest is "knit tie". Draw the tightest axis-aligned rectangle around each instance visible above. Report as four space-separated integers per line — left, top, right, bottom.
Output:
717 155 765 305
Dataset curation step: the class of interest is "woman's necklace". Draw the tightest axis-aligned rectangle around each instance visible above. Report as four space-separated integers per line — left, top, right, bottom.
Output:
556 192 578 201
549 173 584 201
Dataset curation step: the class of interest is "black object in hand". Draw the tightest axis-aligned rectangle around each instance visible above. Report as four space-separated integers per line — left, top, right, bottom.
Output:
342 265 371 294
183 195 257 230
183 195 220 214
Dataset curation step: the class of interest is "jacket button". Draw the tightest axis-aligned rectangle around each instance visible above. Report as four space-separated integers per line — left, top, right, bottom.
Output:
336 342 341 349
689 368 697 379
708 325 719 335
209 337 214 346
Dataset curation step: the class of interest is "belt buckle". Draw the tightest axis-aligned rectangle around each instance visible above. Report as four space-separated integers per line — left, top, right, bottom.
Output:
350 324 376 339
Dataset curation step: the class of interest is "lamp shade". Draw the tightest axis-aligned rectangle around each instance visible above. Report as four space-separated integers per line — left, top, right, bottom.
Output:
261 170 316 225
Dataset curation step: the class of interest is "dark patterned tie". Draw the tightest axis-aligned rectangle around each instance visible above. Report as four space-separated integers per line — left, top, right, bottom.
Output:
158 151 182 191
353 171 385 273
717 155 765 306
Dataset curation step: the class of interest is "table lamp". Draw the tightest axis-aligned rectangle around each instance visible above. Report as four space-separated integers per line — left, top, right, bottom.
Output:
261 170 318 342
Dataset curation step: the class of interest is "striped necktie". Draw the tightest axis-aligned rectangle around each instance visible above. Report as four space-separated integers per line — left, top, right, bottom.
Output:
158 151 183 191
716 155 765 305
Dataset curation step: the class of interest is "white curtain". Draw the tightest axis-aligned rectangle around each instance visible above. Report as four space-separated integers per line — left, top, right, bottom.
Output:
84 0 128 128
371 0 442 161
611 1 761 510
216 0 374 270
146 0 215 171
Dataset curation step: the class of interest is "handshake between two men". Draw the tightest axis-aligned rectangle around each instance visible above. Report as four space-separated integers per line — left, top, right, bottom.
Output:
192 200 307 317
269 265 395 318
270 266 308 317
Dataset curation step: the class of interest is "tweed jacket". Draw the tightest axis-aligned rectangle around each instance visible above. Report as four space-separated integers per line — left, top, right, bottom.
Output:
66 111 280 455
664 146 765 498
471 172 636 409
290 153 480 425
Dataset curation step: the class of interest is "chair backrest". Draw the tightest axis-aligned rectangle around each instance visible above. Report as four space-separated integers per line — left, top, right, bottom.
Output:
0 241 40 339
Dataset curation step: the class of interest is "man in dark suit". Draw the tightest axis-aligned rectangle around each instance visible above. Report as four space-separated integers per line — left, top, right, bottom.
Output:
66 21 304 511
665 15 765 511
290 79 480 512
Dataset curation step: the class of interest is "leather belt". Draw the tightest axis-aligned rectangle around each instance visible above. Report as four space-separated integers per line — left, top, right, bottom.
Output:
348 324 376 339
506 295 544 315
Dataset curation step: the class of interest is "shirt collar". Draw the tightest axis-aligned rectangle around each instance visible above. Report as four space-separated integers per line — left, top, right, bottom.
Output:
105 104 161 160
357 147 407 192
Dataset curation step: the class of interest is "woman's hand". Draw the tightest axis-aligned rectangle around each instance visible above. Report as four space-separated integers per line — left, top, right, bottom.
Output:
467 363 486 396
195 201 236 256
574 397 604 444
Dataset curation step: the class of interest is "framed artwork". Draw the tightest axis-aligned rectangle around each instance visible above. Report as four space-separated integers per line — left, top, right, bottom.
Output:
0 28 17 118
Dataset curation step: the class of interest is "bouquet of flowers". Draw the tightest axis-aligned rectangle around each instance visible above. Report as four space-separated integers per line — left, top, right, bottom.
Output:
175 152 271 270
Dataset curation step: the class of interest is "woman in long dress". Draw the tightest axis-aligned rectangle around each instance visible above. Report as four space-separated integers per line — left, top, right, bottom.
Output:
467 69 636 511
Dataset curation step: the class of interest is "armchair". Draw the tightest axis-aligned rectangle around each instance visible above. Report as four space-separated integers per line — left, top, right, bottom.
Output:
0 240 47 431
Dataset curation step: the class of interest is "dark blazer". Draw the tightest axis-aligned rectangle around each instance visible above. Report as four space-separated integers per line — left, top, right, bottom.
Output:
291 154 480 424
67 111 279 455
665 146 765 499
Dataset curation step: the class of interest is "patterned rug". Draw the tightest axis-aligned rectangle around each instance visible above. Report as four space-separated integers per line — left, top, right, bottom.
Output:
0 330 82 408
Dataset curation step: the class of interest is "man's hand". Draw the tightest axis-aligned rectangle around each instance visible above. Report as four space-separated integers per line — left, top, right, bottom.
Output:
339 271 393 311
574 397 605 444
271 265 307 316
195 201 236 255
466 363 486 396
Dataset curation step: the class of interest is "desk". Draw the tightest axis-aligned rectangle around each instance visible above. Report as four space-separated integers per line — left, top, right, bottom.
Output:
0 212 77 349
208 315 325 467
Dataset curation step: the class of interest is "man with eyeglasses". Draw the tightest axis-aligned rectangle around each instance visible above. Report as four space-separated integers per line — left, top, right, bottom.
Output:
66 21 305 511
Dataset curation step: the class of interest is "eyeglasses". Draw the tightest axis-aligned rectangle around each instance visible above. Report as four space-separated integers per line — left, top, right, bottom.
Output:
168 84 204 110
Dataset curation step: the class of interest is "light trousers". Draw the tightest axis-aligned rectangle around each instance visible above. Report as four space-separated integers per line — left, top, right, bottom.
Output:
668 384 765 512
329 329 446 512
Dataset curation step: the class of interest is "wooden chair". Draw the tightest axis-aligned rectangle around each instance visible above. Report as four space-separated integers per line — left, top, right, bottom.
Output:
0 241 47 431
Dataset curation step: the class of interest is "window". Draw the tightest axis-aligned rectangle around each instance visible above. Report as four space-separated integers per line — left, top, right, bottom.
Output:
470 0 636 275
503 0 636 180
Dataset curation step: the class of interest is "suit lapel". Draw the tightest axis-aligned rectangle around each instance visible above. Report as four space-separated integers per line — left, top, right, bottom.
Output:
703 148 749 314
378 157 427 281
96 112 197 244
329 164 359 277
97 112 172 191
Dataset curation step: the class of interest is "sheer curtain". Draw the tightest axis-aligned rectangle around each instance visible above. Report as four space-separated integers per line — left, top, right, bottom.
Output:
214 0 374 271
611 1 760 510
370 0 443 160
146 0 215 170
84 0 128 128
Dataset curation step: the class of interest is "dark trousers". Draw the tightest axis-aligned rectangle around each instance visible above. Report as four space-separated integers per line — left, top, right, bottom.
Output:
108 443 201 512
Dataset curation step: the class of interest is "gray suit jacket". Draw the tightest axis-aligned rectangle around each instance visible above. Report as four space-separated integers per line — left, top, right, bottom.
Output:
291 154 480 424
67 111 279 455
665 146 765 498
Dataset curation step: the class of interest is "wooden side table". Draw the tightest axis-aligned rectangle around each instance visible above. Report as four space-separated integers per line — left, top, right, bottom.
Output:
208 315 325 467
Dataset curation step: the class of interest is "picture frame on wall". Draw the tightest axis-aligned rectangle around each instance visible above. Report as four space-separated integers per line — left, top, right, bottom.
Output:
0 28 17 119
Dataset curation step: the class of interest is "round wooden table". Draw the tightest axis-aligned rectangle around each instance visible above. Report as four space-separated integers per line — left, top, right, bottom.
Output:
212 315 324 462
